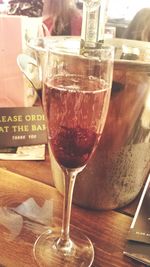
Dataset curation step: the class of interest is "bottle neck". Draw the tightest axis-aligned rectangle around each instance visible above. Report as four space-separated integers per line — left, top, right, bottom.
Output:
80 0 108 55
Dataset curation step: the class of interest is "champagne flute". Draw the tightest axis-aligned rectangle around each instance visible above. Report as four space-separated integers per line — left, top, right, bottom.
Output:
33 42 114 267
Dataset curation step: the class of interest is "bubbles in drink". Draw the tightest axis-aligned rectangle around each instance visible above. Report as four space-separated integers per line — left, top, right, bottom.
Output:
43 75 110 169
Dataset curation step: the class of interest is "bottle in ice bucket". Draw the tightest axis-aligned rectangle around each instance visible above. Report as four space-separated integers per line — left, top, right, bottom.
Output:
80 0 108 54
47 2 150 211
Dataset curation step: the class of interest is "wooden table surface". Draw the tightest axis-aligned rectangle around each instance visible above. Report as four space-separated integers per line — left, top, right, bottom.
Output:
0 153 147 267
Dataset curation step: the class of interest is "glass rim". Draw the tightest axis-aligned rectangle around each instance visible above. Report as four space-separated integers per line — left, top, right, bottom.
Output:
48 47 114 62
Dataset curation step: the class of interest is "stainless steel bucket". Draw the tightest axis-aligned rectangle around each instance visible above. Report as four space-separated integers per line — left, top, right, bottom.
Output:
24 37 150 209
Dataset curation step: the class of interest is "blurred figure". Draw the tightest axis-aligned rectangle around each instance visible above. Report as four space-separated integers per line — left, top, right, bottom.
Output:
42 0 82 36
123 8 150 41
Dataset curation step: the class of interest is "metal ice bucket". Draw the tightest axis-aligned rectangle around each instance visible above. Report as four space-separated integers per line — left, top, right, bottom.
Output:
21 37 150 209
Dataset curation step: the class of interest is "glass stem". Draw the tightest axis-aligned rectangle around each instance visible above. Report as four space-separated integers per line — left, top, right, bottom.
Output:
56 169 78 251
61 169 77 241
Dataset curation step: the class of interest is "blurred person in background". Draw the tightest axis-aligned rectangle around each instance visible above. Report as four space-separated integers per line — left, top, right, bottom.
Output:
123 8 150 41
42 0 82 36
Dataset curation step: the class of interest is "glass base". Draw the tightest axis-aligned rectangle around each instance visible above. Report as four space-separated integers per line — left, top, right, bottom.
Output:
33 226 94 267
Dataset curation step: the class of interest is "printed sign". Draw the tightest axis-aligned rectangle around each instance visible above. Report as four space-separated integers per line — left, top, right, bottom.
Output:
0 106 47 147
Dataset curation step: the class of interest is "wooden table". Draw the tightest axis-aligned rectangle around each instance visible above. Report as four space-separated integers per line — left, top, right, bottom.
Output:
0 154 146 267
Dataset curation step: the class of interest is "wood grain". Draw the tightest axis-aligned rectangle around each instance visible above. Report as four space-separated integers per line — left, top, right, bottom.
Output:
0 168 145 267
0 147 54 186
